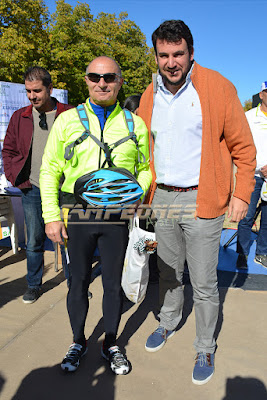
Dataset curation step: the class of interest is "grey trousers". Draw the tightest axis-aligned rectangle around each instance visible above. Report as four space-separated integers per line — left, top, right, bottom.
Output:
152 188 224 353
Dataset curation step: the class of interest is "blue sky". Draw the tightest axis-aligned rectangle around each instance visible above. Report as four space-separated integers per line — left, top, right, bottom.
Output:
45 0 267 105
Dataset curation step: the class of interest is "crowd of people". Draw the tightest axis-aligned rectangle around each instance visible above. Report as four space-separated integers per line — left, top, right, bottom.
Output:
2 19 266 385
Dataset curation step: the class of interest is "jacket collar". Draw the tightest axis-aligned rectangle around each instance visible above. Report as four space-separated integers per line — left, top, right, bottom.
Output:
21 104 33 118
190 61 199 81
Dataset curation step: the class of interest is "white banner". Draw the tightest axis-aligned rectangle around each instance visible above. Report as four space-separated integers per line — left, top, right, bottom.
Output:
0 81 68 176
0 81 68 141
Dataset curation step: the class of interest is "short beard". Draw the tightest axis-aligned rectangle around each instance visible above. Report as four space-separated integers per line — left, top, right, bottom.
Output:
162 73 187 88
160 60 193 90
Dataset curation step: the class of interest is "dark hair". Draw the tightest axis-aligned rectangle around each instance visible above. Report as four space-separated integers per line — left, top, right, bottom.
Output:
123 94 141 113
24 66 52 88
152 20 194 56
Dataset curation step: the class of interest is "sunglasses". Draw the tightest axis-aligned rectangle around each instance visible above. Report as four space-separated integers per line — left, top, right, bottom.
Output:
87 73 120 84
39 112 48 130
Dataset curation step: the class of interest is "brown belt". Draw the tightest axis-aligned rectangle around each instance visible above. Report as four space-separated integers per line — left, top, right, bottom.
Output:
158 184 198 192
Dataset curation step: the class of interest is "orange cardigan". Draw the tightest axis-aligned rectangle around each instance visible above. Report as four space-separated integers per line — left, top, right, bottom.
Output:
138 62 256 218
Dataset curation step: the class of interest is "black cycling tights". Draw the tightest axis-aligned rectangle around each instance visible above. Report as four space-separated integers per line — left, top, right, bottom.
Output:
66 220 128 347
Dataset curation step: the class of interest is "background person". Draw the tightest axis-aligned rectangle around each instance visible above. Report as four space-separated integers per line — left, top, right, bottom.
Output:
236 81 267 269
2 66 72 304
123 94 141 114
39 56 151 375
138 19 256 385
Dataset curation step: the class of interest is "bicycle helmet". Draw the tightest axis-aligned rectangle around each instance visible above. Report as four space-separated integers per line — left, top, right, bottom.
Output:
74 168 144 207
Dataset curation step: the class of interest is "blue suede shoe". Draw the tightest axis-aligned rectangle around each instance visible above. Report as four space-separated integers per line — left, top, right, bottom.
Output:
192 352 215 385
145 325 175 352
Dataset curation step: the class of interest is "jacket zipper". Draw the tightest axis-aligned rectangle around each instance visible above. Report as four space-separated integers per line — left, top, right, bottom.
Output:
98 107 107 169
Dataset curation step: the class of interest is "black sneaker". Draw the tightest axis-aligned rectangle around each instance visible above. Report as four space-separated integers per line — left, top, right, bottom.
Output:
22 288 41 304
236 254 248 270
61 342 87 372
101 344 130 375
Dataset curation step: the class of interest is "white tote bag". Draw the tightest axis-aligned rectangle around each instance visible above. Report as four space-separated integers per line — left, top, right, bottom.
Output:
121 215 156 303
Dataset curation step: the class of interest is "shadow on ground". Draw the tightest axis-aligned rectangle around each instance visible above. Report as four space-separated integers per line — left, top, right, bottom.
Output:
0 248 26 269
11 355 116 400
0 259 66 309
7 250 265 400
9 283 158 400
222 376 267 400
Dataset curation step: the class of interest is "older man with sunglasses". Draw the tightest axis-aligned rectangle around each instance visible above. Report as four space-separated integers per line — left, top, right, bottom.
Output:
39 56 151 375
2 66 72 304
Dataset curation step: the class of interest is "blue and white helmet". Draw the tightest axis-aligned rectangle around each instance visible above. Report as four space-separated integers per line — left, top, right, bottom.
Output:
74 168 144 207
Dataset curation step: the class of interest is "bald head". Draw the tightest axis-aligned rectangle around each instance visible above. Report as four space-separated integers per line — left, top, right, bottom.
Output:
85 56 123 107
86 56 121 76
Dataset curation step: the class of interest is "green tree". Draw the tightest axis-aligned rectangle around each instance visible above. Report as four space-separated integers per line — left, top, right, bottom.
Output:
243 99 252 112
87 12 156 104
0 0 156 105
0 0 49 82
49 4 156 105
48 0 94 105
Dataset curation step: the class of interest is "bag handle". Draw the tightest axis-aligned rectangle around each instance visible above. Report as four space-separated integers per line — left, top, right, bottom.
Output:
129 213 140 231
133 214 140 228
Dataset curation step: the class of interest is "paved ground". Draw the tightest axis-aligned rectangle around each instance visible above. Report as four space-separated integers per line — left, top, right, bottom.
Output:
1 246 267 400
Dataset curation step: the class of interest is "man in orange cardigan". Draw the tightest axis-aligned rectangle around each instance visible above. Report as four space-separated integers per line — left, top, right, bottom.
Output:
138 20 256 385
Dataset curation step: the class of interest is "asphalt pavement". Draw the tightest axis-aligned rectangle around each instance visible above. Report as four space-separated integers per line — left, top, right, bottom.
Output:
1 246 267 400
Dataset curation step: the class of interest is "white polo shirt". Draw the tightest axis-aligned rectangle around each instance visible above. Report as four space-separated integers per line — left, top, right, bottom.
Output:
246 104 267 177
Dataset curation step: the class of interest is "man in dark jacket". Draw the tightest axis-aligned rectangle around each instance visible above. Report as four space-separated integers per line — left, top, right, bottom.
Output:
2 66 72 303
